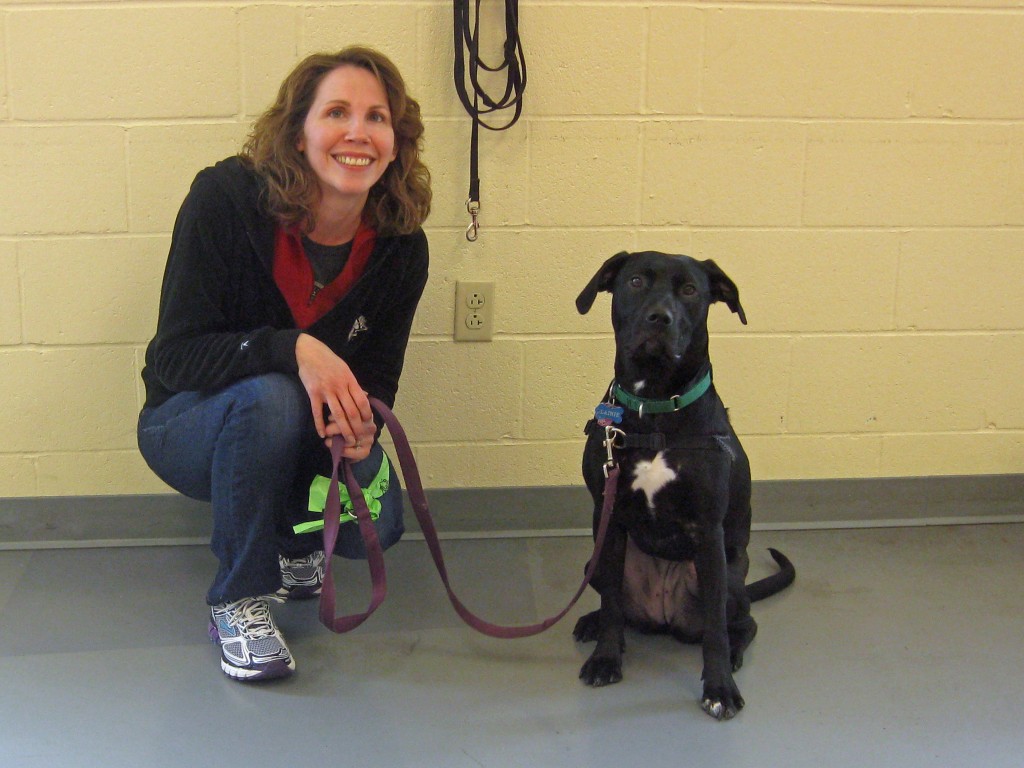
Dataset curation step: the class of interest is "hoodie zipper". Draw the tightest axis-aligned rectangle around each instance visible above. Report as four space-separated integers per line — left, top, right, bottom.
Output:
308 281 325 305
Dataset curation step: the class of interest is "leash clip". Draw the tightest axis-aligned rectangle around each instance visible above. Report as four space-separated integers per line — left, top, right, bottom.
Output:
602 426 626 477
465 198 480 242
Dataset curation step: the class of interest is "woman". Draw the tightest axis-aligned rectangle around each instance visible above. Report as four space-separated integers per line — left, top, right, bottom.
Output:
138 47 431 682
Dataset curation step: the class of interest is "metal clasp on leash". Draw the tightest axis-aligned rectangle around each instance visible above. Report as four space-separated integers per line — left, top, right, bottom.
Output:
603 426 626 477
465 198 480 241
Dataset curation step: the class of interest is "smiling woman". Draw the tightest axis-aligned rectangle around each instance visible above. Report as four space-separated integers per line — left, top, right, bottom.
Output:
135 46 431 683
297 65 399 243
243 47 430 238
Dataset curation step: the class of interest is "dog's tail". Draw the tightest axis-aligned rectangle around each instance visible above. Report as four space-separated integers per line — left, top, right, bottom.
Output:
745 548 795 602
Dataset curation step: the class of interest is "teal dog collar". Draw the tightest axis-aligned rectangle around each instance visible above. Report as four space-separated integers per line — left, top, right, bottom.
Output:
612 370 711 416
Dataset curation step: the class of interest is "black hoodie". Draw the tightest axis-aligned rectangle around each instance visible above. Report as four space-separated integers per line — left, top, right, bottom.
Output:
141 157 428 410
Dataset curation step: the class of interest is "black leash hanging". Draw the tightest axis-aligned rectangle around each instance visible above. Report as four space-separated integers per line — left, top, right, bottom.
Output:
453 0 526 241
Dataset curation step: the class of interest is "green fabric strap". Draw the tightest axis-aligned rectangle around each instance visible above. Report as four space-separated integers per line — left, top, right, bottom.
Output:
293 452 391 535
612 370 711 415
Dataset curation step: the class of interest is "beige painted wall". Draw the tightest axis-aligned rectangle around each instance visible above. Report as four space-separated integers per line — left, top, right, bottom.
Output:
1 1 1022 497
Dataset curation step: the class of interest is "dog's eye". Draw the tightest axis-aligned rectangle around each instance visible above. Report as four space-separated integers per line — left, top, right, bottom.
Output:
681 284 698 297
629 275 644 289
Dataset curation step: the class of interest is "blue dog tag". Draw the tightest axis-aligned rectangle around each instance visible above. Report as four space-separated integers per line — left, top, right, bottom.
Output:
595 403 624 426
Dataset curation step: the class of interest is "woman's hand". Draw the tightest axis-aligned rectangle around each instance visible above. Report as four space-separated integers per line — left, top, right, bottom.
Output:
295 333 376 461
324 413 376 461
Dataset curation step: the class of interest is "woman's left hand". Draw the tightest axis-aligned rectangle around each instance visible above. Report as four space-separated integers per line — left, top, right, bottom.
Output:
295 333 376 460
325 413 375 462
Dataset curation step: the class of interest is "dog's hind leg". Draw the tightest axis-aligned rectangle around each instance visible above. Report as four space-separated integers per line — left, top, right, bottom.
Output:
573 552 621 647
727 614 757 672
572 610 604 645
726 551 756 671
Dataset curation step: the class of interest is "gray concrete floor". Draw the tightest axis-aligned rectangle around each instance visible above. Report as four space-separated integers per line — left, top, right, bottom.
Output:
1 523 1021 767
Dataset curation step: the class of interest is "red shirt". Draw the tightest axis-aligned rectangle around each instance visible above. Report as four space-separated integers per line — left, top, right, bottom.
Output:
273 221 377 329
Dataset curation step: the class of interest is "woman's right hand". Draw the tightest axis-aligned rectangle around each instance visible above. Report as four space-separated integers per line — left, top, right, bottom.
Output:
295 333 376 460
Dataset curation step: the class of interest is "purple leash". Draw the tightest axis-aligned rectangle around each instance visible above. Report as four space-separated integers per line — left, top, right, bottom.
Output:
318 397 619 638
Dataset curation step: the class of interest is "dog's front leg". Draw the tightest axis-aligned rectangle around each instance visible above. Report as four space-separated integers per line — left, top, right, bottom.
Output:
577 523 628 686
695 520 744 719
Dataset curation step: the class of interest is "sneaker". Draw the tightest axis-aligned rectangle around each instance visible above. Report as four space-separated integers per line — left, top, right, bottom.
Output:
275 551 326 600
208 597 295 681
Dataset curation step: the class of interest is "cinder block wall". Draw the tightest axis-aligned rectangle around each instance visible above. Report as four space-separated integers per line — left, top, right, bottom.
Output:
1 1 1022 497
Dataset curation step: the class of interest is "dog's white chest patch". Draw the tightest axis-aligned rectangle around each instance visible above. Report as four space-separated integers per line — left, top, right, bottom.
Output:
631 452 677 511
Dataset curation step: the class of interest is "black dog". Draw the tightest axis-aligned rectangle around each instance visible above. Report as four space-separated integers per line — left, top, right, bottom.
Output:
573 251 795 720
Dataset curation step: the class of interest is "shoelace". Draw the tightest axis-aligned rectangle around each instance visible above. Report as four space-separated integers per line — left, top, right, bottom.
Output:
285 552 322 567
224 598 276 637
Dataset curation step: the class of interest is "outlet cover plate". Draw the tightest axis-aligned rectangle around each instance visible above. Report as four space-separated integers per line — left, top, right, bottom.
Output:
454 281 494 342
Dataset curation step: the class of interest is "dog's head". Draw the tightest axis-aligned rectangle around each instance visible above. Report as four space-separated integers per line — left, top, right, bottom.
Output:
577 251 746 387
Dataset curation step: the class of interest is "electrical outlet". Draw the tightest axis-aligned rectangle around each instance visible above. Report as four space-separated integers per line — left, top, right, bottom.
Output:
454 281 494 341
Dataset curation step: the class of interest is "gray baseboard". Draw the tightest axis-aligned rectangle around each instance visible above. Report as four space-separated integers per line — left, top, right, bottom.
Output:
1 474 1022 551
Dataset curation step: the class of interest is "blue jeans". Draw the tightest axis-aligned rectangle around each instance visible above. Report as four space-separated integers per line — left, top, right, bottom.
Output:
137 373 403 605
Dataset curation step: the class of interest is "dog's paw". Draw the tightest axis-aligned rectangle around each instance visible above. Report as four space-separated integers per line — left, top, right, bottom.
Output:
700 681 744 720
579 653 624 687
729 617 757 672
572 611 600 643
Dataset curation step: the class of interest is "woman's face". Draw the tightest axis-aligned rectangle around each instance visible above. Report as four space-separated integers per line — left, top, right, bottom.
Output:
298 65 398 213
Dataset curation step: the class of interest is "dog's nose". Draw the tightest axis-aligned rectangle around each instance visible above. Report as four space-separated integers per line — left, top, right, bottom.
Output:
646 307 673 326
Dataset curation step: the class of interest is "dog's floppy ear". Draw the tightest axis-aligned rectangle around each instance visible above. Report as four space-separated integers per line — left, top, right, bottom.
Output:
701 259 747 325
576 251 632 314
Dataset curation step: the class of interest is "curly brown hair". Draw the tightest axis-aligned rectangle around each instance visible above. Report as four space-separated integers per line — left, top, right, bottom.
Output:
240 47 431 236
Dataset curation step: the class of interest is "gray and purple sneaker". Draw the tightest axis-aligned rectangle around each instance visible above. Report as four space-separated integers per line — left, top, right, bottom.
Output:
208 597 295 681
275 551 326 601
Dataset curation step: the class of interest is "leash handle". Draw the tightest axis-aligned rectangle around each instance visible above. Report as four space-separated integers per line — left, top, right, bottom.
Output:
318 438 388 633
372 397 616 639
